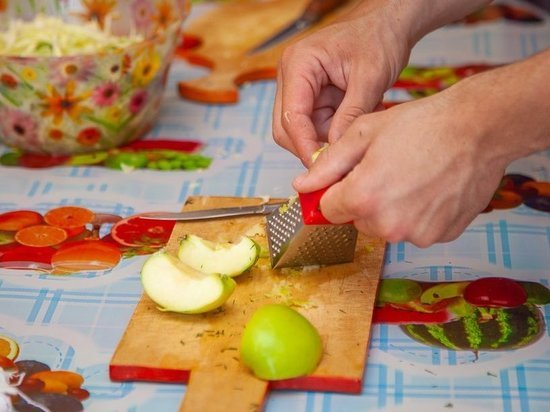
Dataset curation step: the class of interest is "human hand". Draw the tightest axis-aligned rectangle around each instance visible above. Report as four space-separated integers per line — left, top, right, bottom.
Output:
272 0 494 167
272 0 412 167
292 89 507 247
292 47 550 247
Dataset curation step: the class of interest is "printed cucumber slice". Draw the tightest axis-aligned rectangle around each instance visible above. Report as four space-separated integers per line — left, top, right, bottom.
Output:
141 252 236 314
177 234 260 277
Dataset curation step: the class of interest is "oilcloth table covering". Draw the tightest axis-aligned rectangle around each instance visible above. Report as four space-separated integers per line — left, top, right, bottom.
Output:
0 1 549 411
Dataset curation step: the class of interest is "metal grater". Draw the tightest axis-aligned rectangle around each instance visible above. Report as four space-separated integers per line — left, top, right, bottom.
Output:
266 188 358 268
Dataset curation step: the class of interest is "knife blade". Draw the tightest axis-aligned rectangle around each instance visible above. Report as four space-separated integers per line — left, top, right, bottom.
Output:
249 0 348 54
138 202 286 221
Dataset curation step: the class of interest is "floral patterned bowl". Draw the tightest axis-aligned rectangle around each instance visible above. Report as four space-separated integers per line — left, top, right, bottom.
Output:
0 0 189 155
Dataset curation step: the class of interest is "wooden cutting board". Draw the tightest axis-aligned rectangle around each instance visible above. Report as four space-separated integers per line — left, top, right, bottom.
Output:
178 0 361 103
110 196 385 411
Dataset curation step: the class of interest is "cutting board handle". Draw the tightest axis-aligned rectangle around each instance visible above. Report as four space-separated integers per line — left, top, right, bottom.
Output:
180 368 268 412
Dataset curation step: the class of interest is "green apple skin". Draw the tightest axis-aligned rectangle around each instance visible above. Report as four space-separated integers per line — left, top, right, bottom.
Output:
240 304 323 380
141 251 236 314
177 234 260 277
420 282 470 305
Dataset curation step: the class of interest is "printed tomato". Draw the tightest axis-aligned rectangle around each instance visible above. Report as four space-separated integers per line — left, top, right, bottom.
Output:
51 239 122 274
0 210 43 231
463 277 527 308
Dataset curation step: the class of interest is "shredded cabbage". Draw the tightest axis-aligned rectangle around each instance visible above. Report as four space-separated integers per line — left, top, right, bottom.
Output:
0 15 144 57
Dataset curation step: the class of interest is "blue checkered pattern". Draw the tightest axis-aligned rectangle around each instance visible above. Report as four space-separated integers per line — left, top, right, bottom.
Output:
1 1 549 411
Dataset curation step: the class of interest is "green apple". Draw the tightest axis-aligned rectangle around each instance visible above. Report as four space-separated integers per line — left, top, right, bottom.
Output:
177 234 260 277
141 251 236 314
420 282 469 305
240 304 322 380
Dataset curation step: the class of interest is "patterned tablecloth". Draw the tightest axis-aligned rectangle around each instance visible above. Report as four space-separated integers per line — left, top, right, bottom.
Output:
0 1 549 411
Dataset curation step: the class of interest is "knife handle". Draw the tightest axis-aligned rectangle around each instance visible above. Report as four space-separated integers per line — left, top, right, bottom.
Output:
302 0 348 23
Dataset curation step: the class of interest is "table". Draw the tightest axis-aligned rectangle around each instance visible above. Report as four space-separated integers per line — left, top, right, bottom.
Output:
1 1 549 411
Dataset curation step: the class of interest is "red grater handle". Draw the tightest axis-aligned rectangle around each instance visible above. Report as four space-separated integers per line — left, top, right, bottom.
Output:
298 187 331 225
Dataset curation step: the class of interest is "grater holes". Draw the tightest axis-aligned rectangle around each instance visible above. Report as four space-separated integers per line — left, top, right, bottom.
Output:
298 226 356 264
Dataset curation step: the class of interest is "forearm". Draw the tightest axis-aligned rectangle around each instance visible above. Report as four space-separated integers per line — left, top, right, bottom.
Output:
402 0 494 44
446 48 550 165
351 0 493 47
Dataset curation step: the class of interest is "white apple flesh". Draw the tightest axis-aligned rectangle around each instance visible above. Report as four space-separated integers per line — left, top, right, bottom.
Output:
141 251 236 314
177 234 260 277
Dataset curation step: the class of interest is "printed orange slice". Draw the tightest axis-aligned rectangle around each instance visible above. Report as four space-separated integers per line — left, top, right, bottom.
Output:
15 225 68 247
110 215 175 248
51 239 122 274
0 334 19 360
44 206 95 229
0 210 43 231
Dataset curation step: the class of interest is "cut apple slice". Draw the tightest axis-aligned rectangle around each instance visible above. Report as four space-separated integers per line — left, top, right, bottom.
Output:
177 234 260 277
141 252 236 314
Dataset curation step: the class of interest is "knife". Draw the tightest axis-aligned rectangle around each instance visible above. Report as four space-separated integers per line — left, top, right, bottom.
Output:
138 202 286 221
249 0 348 54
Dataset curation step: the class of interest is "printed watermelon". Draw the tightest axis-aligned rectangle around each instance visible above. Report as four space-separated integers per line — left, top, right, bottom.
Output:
400 304 544 351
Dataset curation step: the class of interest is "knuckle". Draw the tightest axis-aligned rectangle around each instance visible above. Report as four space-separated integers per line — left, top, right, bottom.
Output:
341 106 368 122
378 222 406 244
280 44 302 63
408 230 440 249
410 237 434 249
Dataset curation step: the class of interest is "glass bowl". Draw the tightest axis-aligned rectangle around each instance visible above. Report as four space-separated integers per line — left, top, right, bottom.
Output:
0 0 189 155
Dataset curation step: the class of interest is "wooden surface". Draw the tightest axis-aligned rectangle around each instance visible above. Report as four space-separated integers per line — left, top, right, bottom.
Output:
178 0 360 103
110 196 385 411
